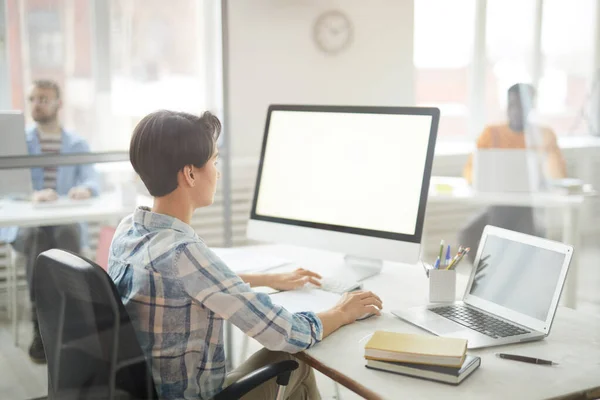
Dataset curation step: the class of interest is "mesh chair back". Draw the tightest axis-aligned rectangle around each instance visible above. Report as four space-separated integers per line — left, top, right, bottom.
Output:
34 249 157 400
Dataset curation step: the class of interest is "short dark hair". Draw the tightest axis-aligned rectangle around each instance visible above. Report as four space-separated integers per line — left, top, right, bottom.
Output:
508 83 536 98
130 110 221 197
32 79 61 99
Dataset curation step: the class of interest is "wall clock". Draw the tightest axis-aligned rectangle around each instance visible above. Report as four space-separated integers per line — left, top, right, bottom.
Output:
313 10 353 55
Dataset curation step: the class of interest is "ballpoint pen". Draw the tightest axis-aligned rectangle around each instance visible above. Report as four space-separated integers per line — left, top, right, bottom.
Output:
496 353 559 366
450 255 463 270
446 246 463 270
446 254 458 270
438 240 444 266
445 245 451 267
448 247 469 270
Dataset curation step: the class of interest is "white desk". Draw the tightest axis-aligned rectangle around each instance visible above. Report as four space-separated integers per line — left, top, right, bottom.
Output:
428 177 596 309
0 192 134 228
0 192 139 345
259 245 600 400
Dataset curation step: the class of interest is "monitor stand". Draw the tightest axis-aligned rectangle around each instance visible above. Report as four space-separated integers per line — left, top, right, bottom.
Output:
342 255 383 282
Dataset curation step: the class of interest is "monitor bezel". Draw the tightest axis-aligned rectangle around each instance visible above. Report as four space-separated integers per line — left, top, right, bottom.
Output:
249 105 440 244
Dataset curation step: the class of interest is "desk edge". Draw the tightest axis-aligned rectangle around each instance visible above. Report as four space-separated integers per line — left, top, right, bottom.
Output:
296 352 383 400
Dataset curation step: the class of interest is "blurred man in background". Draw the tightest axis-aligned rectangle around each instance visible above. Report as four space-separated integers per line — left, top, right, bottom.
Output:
4 80 100 363
459 83 567 263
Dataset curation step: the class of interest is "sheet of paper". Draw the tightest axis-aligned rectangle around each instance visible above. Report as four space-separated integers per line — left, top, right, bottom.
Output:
211 247 293 274
270 289 341 314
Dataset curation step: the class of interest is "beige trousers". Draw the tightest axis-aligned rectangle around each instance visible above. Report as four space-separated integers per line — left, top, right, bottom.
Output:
224 349 321 400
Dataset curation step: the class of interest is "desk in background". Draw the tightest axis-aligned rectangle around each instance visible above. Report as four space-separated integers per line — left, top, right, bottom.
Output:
428 177 596 309
257 245 600 400
0 192 141 229
0 192 140 343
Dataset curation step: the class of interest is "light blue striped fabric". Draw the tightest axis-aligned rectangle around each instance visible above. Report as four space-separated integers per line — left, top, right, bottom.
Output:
0 127 100 245
108 207 323 400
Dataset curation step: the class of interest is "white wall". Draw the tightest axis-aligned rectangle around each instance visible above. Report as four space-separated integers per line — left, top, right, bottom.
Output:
225 0 415 159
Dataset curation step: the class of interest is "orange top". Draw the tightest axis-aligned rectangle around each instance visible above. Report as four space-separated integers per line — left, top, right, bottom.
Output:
463 123 567 183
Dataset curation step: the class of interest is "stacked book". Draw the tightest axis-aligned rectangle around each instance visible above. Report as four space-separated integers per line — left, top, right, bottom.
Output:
364 331 480 385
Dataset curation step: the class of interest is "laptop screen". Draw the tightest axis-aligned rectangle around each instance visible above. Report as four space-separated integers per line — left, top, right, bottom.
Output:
469 234 566 321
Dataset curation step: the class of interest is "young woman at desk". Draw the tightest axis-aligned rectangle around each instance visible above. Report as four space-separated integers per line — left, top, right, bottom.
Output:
108 110 382 400
459 83 567 263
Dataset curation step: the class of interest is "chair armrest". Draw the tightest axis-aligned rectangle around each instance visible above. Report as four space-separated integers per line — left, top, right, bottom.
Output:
213 359 299 400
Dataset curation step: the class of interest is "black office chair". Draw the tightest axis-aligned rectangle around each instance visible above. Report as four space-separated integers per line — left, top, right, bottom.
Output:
33 249 299 400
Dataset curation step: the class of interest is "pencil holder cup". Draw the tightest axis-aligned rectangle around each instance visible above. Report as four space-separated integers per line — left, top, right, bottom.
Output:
428 269 456 303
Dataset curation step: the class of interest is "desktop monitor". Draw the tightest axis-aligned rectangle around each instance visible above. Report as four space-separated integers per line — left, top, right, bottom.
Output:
247 105 439 280
0 111 33 199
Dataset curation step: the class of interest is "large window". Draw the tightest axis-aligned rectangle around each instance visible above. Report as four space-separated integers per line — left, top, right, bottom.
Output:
539 0 596 135
484 0 536 124
6 0 221 152
414 0 476 138
415 0 598 138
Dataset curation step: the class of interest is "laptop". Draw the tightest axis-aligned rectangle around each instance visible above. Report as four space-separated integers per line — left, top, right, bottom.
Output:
392 226 573 349
0 111 34 199
473 149 547 193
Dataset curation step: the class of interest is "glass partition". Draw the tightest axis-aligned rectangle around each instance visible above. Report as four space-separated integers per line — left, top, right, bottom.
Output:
4 0 222 154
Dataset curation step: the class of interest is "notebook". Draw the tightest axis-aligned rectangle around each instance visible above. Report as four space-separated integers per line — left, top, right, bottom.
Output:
366 354 481 385
364 331 467 368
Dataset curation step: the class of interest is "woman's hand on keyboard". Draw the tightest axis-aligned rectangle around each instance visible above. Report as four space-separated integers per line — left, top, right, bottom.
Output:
267 268 322 291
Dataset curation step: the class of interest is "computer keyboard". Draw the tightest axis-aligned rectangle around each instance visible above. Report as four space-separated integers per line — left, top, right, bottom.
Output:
431 305 530 339
319 277 362 294
32 197 94 209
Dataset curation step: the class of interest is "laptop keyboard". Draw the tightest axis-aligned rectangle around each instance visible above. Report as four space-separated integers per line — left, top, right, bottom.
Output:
431 305 530 339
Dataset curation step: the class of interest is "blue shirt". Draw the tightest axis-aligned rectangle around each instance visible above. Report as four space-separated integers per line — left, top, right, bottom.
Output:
0 128 100 244
26 127 100 196
108 207 323 400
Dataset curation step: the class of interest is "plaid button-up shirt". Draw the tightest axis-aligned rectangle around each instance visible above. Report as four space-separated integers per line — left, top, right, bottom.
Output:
108 207 323 400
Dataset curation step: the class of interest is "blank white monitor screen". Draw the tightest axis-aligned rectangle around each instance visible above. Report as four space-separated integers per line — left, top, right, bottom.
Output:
254 108 436 239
